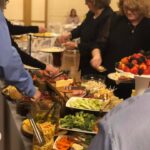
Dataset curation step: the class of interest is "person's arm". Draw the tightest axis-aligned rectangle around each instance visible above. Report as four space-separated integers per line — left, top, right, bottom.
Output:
11 39 46 69
88 120 113 150
6 19 39 35
90 48 102 69
71 11 91 39
0 12 35 97
11 39 58 74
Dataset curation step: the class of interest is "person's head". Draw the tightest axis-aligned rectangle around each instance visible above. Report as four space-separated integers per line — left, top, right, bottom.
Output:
0 0 9 9
70 8 77 17
118 0 150 23
85 0 111 12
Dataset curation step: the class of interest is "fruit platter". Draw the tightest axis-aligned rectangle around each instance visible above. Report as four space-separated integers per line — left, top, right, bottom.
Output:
116 52 150 75
116 52 150 95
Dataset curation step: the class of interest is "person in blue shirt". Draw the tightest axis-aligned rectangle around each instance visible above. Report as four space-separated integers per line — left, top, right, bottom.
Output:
88 88 150 150
0 1 41 100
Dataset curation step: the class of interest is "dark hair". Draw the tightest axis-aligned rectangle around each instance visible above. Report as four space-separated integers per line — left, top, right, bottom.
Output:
70 8 77 17
0 0 9 8
86 0 111 8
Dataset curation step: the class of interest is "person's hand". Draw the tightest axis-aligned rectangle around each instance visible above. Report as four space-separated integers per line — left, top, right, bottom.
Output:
56 32 71 44
63 41 77 50
91 55 102 69
38 26 47 33
32 88 41 102
90 48 102 69
45 64 59 75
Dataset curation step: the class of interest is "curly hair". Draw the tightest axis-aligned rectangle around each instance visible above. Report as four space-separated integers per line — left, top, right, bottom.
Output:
118 0 150 18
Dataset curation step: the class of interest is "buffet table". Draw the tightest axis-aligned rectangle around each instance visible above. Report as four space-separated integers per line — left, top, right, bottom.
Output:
0 70 124 150
5 100 32 150
0 89 5 150
0 80 32 150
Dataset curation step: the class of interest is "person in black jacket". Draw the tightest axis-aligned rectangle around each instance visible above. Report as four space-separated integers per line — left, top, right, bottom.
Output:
91 0 150 98
57 0 113 76
6 19 58 75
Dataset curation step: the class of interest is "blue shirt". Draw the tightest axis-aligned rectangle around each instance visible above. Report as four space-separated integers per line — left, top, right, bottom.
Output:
0 9 35 97
88 88 150 150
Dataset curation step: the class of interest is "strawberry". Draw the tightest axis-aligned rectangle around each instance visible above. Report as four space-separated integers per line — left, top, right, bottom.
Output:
139 63 147 71
143 69 150 75
146 60 150 66
124 66 131 72
121 57 129 64
119 63 126 70
131 59 138 65
130 66 138 74
132 53 143 59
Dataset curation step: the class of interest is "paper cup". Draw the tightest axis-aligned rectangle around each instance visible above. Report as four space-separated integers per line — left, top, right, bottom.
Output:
135 75 150 95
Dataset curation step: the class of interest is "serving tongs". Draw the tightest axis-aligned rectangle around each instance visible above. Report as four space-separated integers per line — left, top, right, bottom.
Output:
51 70 69 79
27 113 45 146
42 102 57 122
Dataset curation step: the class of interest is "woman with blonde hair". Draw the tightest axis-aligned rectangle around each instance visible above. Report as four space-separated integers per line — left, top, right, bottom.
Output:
88 1 150 148
90 0 150 99
57 0 113 76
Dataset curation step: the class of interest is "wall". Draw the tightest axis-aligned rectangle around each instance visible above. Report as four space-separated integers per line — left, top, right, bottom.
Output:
47 0 119 24
4 0 24 24
111 0 119 11
47 0 88 24
4 0 119 25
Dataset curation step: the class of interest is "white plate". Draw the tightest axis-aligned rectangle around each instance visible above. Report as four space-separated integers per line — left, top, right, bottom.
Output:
59 126 97 134
115 68 150 78
32 32 59 38
24 65 40 70
108 72 134 81
66 97 106 112
39 47 65 53
53 135 74 150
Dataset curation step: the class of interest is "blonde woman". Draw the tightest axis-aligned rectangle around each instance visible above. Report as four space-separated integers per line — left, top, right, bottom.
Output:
91 0 150 98
88 1 150 149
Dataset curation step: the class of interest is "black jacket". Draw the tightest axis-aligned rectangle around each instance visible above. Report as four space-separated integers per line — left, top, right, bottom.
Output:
71 7 114 75
6 19 46 69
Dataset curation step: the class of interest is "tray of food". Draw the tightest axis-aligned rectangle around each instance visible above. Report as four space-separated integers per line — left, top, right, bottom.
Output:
32 32 59 38
116 53 150 76
1 85 23 102
53 133 94 150
59 111 98 134
108 72 134 83
66 97 110 112
53 134 93 150
39 46 65 53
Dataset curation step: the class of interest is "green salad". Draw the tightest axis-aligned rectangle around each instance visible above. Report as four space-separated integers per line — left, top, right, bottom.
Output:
68 98 107 111
59 111 97 131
